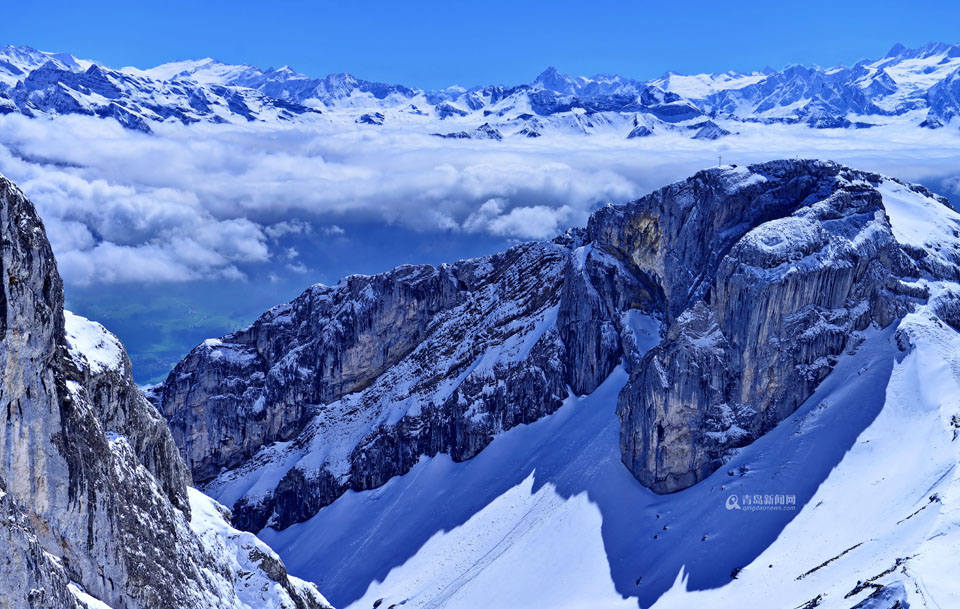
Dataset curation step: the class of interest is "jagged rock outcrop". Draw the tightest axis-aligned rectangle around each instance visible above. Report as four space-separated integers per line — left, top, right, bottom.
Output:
431 123 503 140
161 263 467 482
63 309 193 513
557 243 658 395
0 174 330 609
160 159 960 535
924 65 960 126
160 232 652 531
691 120 731 140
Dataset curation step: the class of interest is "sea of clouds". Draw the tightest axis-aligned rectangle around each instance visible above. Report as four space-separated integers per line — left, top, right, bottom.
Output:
1 112 958 287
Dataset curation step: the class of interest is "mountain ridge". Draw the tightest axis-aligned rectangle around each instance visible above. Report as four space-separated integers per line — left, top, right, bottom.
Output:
156 159 960 547
3 42 960 136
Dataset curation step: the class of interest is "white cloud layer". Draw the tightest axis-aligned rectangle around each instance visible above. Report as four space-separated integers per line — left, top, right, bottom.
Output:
1 113 958 286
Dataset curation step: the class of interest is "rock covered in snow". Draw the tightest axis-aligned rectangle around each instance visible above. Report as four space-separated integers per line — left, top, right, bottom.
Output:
690 120 731 140
159 160 960 538
356 111 384 125
0 173 330 609
925 65 960 126
626 125 654 138
0 47 322 132
431 122 503 140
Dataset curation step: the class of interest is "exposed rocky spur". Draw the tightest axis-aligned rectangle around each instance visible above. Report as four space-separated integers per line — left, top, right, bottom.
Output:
160 236 652 531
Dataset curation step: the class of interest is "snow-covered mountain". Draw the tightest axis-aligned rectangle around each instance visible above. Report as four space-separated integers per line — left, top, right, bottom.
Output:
3 42 960 136
156 159 960 608
0 46 323 132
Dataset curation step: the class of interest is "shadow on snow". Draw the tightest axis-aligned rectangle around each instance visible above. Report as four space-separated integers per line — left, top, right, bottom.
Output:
259 323 899 608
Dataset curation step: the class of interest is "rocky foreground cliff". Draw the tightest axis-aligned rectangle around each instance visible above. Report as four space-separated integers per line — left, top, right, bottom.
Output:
0 175 331 609
157 159 960 535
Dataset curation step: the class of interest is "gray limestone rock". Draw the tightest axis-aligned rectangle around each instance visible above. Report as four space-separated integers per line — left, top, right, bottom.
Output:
607 161 928 492
0 174 330 609
162 232 653 531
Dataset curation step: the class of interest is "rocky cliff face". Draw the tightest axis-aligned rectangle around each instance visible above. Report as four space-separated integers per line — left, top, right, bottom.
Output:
606 162 959 492
161 263 466 483
160 236 651 531
596 163 930 491
0 174 330 609
159 159 959 534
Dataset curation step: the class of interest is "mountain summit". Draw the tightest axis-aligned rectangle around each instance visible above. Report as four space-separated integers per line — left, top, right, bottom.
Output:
156 160 960 607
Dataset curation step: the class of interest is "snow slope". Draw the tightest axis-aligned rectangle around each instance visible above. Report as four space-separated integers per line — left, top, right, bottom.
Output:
64 310 125 375
256 183 960 608
650 71 768 100
259 321 895 609
187 488 332 609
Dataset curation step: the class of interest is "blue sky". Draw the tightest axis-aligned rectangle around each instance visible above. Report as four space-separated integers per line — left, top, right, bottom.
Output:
3 0 958 88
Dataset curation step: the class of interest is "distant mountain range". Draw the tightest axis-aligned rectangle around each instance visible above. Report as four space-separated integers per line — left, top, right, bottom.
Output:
2 42 960 138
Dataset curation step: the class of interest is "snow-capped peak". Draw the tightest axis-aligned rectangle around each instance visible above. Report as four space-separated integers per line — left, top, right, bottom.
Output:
533 66 578 94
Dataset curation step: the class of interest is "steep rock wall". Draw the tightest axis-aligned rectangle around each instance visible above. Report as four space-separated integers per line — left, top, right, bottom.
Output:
0 175 330 609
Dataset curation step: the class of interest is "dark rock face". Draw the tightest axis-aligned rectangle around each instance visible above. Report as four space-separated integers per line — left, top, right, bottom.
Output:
162 263 467 483
0 175 330 609
160 159 959 534
434 101 469 119
691 120 731 140
925 66 960 126
626 124 654 138
557 243 658 395
593 161 928 492
64 317 193 513
431 122 503 140
357 111 385 125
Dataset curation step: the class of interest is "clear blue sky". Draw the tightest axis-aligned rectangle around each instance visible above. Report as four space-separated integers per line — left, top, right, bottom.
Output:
2 0 957 88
